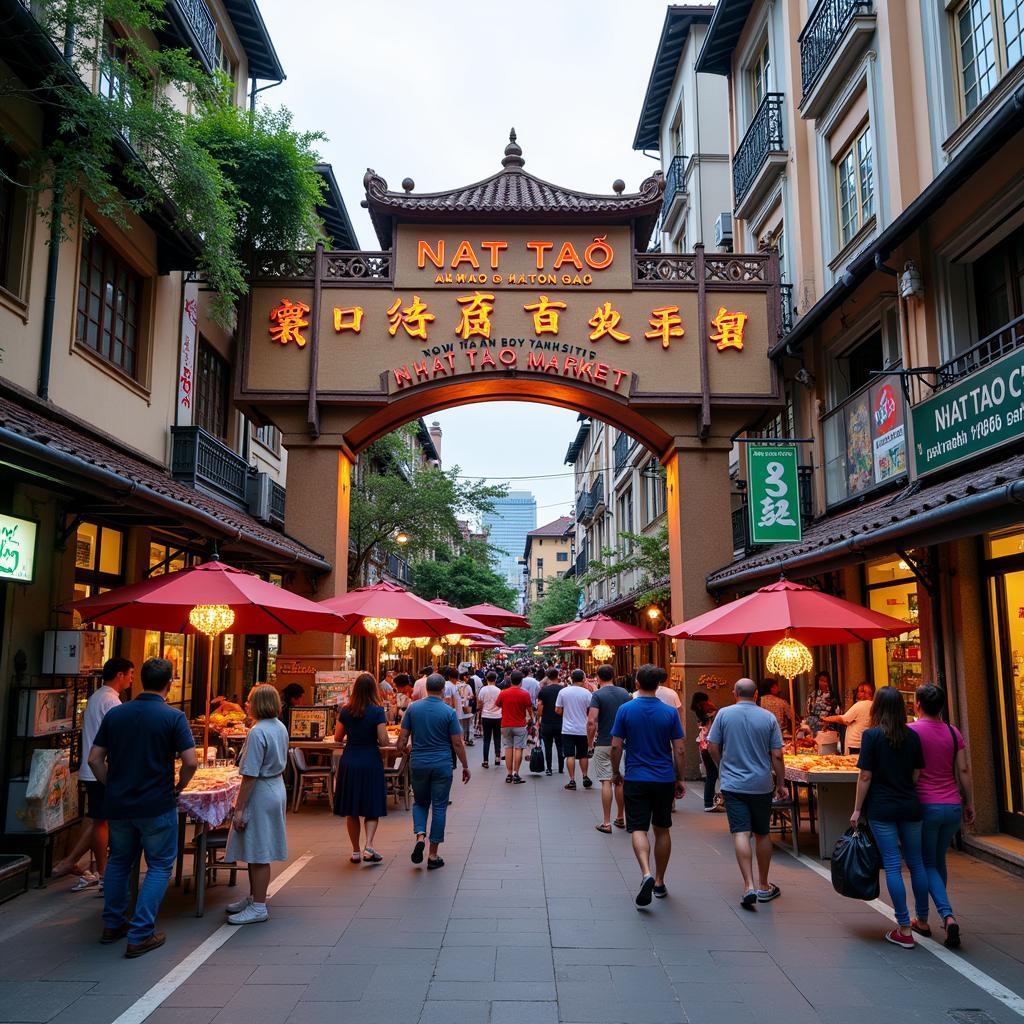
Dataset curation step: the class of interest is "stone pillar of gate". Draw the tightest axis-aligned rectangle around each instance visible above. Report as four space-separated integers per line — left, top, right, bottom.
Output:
664 439 745 774
275 443 353 690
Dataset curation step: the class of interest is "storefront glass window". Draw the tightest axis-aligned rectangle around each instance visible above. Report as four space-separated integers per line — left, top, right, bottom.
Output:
865 557 921 710
986 527 1024 560
73 521 124 661
145 629 194 708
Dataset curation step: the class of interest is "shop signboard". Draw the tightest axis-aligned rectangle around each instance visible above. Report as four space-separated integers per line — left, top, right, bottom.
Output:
747 444 802 545
911 345 1024 476
0 513 37 583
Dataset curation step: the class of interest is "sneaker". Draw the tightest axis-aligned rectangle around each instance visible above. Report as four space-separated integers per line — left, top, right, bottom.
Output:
635 875 655 908
653 884 668 899
703 805 717 813
582 776 593 789
545 768 552 776
756 884 781 903
411 839 425 865
70 872 99 893
884 929 915 950
226 895 253 914
228 903 268 926
125 932 166 958
740 890 757 909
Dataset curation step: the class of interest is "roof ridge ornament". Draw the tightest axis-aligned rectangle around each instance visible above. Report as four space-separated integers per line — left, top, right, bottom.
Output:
501 128 525 170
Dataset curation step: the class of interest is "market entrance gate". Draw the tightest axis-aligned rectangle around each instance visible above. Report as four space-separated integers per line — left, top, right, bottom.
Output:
235 133 784 696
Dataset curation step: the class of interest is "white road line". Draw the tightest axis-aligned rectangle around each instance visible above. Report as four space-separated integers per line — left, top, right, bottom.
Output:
109 851 316 1024
788 848 1024 1018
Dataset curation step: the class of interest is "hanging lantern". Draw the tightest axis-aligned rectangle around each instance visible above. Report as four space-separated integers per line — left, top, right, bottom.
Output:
458 637 473 648
392 636 412 652
413 637 431 648
189 604 236 637
592 642 613 662
577 638 592 649
444 633 462 644
765 636 814 679
430 642 445 657
363 616 399 640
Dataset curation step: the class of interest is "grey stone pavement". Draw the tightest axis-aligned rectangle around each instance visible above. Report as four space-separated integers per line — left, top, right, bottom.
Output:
2 759 1024 1024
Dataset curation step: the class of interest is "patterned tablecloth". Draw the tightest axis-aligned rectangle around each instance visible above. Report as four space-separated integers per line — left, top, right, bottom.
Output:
177 769 242 829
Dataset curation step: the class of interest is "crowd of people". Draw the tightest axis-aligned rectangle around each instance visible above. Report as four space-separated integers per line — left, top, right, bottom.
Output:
60 653 976 958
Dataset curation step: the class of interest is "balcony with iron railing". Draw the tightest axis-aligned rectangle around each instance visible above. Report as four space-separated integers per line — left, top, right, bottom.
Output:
575 541 589 578
613 433 634 478
590 474 605 514
269 481 286 529
165 0 219 73
660 153 687 227
576 489 595 522
798 0 875 118
171 426 249 507
780 282 795 337
732 466 814 557
733 93 786 221
930 312 1024 397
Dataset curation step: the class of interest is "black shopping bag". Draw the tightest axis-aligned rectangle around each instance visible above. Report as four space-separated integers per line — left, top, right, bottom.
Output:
529 744 545 774
830 825 881 901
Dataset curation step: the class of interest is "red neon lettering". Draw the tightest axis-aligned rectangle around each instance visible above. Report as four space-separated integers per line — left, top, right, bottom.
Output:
412 359 430 381
480 350 497 369
526 241 553 269
612 368 629 390
498 348 517 367
450 240 480 269
393 365 413 388
593 362 609 384
480 240 508 268
417 240 444 269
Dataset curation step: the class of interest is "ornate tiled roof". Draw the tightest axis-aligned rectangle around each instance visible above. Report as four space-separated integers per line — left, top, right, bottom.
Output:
363 130 664 248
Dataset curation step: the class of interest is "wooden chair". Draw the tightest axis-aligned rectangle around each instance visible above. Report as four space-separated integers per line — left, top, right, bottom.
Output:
289 748 333 811
384 754 410 811
183 825 238 917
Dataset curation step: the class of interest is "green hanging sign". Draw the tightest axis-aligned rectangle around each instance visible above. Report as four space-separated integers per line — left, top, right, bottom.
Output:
747 444 802 545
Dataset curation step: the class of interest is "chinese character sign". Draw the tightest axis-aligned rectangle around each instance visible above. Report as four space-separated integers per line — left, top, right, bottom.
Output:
747 445 802 545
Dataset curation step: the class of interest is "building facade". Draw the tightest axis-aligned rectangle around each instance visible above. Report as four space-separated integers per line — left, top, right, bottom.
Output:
696 0 1024 858
482 491 537 604
522 516 574 613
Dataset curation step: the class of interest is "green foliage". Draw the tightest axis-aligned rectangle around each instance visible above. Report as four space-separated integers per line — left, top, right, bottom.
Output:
505 576 581 649
582 523 671 607
410 552 517 611
348 427 508 589
8 0 324 326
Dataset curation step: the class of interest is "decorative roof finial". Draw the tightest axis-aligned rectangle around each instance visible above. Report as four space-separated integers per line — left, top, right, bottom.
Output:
502 128 525 170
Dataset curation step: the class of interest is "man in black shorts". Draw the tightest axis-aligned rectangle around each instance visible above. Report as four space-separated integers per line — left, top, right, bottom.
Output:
610 664 685 908
707 678 787 908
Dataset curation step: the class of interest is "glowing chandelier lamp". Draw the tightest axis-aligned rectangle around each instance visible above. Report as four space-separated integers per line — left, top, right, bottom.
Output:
379 637 389 649
392 636 413 653
591 642 614 662
577 637 592 649
430 642 445 658
765 635 814 680
444 633 463 645
413 636 431 648
189 604 236 761
458 637 473 648
363 616 399 641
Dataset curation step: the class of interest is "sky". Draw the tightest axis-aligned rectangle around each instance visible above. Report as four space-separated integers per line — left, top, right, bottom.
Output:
257 0 701 521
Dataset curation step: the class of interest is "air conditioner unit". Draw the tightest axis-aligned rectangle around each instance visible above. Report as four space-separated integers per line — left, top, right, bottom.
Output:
246 471 272 522
714 212 733 249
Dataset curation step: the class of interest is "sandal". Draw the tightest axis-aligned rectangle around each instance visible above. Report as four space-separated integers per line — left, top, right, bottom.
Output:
595 823 612 834
349 852 361 863
613 818 626 829
506 774 513 784
564 780 576 790
70 872 99 892
362 848 382 863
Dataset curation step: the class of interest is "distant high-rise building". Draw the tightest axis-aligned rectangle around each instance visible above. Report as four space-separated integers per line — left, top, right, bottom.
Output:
482 491 537 601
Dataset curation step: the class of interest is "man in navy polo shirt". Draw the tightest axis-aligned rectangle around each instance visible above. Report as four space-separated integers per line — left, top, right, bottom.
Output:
88 658 197 958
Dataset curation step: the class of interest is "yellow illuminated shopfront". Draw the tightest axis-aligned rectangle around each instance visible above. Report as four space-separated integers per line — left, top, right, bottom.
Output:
986 527 1024 838
865 557 922 712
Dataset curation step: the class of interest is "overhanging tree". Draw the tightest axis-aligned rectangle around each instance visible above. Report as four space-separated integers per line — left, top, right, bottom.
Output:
410 551 517 610
504 576 581 649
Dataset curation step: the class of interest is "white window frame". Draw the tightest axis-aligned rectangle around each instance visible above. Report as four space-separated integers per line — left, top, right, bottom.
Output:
951 0 1024 118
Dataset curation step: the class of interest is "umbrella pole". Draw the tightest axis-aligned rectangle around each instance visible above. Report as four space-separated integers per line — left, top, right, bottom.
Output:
203 639 214 765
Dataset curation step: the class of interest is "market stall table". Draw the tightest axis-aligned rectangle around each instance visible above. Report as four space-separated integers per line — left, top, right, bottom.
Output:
783 754 859 859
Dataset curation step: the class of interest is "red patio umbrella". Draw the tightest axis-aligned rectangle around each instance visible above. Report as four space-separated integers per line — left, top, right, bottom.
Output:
460 602 530 629
539 613 659 647
427 599 504 637
318 582 460 638
69 559 349 755
660 578 911 647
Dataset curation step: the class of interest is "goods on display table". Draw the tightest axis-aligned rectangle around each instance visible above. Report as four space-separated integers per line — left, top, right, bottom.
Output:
177 765 241 829
5 750 78 834
783 753 859 859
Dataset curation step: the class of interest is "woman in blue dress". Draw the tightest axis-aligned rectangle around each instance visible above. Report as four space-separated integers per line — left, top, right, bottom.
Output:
333 673 390 863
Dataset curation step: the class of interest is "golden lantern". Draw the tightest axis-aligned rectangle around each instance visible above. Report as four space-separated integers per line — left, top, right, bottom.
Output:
592 642 613 662
646 605 661 621
413 637 431 648
188 604 236 762
577 637 592 649
765 636 814 680
430 642 445 658
444 633 462 645
392 636 412 653
363 616 399 640
459 637 473 648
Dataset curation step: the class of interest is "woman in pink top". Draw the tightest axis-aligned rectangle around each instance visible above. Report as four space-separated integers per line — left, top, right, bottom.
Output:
908 683 976 949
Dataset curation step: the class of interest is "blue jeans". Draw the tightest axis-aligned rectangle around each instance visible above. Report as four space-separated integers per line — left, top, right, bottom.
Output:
869 817 929 928
411 765 453 845
104 809 178 944
918 803 962 922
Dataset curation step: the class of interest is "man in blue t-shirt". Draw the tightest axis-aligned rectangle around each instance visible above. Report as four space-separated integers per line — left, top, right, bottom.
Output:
610 664 685 909
87 657 197 957
396 674 470 870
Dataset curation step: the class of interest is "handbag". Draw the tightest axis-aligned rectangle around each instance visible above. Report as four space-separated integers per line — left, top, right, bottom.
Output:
529 744 545 774
830 824 881 901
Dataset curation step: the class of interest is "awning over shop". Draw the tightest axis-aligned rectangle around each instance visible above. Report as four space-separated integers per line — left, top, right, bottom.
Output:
0 385 329 574
708 451 1024 593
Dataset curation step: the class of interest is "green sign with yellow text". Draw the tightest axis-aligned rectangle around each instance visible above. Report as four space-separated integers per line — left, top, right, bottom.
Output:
747 444 802 545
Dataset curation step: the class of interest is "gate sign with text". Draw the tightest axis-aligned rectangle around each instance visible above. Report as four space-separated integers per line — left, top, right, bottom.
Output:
237 139 782 443
911 346 1024 476
0 513 37 583
747 445 802 545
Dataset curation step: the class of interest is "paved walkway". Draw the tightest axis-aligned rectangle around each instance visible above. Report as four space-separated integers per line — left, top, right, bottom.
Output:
2 761 1024 1024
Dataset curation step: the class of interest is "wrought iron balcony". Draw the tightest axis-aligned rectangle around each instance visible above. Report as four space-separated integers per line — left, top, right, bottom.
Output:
613 433 633 477
733 93 786 214
386 553 411 583
269 480 286 528
576 490 595 522
575 542 589 578
590 475 605 514
931 312 1024 394
171 426 249 507
661 154 687 225
799 0 874 105
780 282 795 337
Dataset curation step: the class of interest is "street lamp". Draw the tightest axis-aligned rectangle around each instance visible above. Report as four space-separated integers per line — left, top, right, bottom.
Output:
395 530 410 546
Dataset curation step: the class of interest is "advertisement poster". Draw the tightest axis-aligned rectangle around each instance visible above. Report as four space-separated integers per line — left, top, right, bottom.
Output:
288 706 333 740
0 514 37 583
845 395 873 495
870 379 906 482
